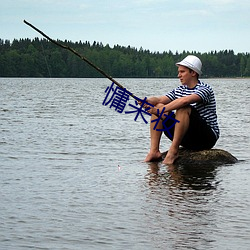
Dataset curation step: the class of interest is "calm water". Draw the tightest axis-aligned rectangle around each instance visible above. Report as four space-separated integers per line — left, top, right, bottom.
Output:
1 78 250 250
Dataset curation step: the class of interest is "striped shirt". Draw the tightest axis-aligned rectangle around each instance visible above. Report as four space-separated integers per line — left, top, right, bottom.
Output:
166 80 220 139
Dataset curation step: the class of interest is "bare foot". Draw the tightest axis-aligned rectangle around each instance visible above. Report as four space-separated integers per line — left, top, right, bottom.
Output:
163 150 179 165
144 150 162 162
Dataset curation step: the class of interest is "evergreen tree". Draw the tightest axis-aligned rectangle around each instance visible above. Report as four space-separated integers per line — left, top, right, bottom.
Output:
0 38 249 78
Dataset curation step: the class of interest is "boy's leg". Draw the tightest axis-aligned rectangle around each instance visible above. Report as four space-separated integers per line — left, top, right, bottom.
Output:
144 113 163 162
163 106 191 164
144 104 165 162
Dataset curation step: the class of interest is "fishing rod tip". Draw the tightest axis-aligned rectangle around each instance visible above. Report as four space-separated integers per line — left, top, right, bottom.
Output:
23 20 30 25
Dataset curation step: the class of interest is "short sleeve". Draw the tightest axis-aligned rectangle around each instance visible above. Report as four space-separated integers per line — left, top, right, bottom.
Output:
195 86 212 104
166 90 176 101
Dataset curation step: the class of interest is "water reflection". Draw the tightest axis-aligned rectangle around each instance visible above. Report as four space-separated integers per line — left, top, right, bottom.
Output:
147 162 219 191
144 162 221 249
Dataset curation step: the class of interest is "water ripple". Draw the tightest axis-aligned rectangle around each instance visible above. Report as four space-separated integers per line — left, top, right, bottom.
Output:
0 78 250 249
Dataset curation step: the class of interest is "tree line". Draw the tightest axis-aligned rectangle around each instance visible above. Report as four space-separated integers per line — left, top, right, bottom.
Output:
0 38 250 78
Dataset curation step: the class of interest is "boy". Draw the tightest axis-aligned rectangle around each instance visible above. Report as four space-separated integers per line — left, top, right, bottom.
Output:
144 55 219 164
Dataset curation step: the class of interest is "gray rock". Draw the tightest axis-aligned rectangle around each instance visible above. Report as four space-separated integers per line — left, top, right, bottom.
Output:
161 148 238 166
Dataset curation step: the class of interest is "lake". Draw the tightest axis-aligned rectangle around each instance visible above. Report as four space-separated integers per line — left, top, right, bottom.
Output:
1 78 250 249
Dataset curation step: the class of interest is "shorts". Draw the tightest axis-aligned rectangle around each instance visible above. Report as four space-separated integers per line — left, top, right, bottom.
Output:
163 106 217 150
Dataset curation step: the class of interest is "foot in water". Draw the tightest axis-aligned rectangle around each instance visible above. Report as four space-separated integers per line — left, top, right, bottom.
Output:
144 151 162 162
163 149 179 165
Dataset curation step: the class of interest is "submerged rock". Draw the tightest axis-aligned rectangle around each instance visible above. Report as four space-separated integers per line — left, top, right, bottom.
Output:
161 148 238 166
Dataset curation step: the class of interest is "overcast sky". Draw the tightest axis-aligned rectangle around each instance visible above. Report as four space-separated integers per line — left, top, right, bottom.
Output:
1 0 249 53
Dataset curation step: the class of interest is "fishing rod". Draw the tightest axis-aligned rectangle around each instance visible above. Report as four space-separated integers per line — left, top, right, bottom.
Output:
23 20 138 100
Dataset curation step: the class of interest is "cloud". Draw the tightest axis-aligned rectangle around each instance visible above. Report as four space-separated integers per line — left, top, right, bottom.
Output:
198 0 250 10
1 0 250 53
206 0 237 4
134 0 168 5
79 3 89 10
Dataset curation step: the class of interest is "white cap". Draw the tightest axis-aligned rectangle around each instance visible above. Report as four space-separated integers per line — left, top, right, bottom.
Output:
176 55 202 75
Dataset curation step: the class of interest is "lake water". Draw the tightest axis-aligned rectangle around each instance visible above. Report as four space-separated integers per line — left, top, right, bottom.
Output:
1 78 250 250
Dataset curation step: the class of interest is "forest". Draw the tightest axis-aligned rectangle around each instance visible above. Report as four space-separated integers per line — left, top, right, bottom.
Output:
0 38 250 78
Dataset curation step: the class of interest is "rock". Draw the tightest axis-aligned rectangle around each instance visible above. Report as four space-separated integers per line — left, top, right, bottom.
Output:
161 148 238 166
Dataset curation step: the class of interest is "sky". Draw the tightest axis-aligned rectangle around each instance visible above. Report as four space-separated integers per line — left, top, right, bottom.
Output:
1 0 250 53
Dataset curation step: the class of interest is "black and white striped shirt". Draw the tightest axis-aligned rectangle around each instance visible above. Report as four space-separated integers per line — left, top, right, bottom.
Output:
166 80 220 139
